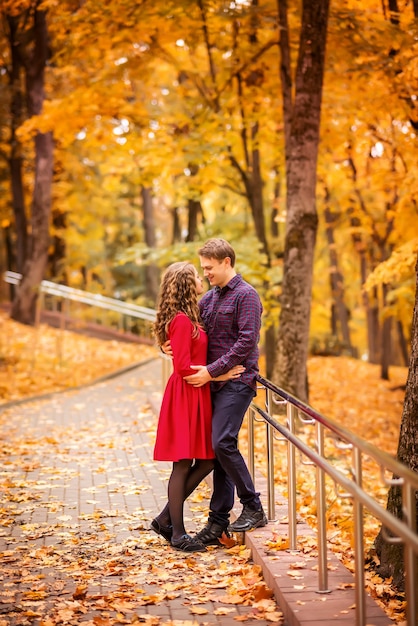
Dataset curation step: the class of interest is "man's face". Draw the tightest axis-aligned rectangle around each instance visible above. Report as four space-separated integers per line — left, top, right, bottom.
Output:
199 256 230 288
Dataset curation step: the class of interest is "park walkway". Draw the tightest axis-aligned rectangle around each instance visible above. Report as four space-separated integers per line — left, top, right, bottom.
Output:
0 357 392 626
0 357 285 626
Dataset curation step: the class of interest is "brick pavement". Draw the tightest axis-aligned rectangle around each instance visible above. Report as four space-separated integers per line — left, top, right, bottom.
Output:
0 358 285 626
0 358 393 626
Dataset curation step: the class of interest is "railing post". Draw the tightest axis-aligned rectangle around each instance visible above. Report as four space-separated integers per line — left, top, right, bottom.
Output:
287 403 298 551
247 405 255 480
266 421 276 521
353 447 366 623
403 482 418 626
57 297 68 367
161 355 172 389
315 421 330 593
265 389 276 521
32 289 44 369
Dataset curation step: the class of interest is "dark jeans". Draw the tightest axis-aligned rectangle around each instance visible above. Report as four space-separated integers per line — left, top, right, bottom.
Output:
208 380 262 527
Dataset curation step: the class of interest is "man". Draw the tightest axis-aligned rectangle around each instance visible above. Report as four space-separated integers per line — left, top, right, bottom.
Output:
184 238 267 545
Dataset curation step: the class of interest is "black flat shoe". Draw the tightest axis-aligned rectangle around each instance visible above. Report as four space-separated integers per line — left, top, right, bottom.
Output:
150 518 173 542
171 534 206 552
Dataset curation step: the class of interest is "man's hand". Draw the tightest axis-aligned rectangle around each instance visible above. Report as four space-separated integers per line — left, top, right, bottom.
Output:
184 366 212 387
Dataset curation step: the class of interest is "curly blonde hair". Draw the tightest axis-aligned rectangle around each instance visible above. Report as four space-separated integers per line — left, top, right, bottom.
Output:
153 262 202 346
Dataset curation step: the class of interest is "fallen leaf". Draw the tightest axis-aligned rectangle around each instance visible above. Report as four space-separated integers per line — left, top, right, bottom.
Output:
219 531 237 548
72 584 88 600
189 607 208 615
213 607 236 615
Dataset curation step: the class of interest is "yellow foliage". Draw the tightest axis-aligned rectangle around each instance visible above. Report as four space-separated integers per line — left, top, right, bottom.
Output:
364 239 418 290
2 0 418 363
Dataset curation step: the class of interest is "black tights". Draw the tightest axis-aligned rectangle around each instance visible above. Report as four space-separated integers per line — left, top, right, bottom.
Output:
156 458 214 541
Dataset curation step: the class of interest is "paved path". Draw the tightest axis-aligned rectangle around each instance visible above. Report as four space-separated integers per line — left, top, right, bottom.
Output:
0 359 285 626
0 358 393 626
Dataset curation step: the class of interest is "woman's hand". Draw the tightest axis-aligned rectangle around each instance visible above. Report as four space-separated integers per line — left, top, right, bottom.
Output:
184 366 211 387
214 365 245 381
185 364 245 386
161 340 173 357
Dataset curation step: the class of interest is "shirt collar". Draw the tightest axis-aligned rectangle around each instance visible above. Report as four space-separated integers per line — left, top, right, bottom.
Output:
215 274 241 294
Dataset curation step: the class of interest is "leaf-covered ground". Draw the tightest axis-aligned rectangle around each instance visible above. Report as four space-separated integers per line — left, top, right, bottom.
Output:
249 355 408 625
0 312 159 404
309 357 407 623
0 314 284 626
0 312 409 624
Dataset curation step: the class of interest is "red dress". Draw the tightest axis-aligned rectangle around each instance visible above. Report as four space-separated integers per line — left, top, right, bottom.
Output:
153 312 214 461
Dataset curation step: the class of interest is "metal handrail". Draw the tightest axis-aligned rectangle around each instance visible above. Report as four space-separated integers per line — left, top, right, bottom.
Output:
251 373 418 626
3 271 156 326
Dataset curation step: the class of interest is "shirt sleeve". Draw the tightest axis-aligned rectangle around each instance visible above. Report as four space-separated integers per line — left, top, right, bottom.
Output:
206 289 262 378
169 313 198 377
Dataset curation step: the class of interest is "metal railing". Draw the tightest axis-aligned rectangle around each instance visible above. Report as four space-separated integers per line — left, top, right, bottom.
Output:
249 374 418 626
3 271 156 335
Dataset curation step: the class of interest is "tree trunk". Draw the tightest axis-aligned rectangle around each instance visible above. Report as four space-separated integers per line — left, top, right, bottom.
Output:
10 7 53 325
265 325 276 379
8 14 28 274
381 314 392 380
186 198 202 242
381 283 392 380
141 186 159 304
349 206 381 363
231 13 270 261
265 173 282 378
324 200 353 353
49 209 67 282
374 255 418 591
171 206 181 243
365 286 380 363
3 224 14 271
387 0 400 24
249 125 269 260
11 130 53 324
396 320 409 367
273 0 330 401
10 156 28 274
271 174 281 239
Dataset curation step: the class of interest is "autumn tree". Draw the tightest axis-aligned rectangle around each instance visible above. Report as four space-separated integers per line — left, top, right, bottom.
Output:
1 1 53 325
5 10 27 275
311 0 418 374
141 186 159 303
373 254 418 590
1 0 417 371
272 0 330 401
322 188 355 356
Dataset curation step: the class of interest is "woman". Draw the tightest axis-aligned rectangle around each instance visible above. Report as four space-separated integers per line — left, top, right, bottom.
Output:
151 262 243 552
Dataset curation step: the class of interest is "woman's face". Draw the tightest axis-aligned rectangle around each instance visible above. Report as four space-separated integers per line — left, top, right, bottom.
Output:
194 270 204 295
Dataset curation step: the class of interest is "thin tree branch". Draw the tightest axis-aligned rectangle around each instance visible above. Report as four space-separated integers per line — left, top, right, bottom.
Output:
197 0 220 111
277 0 293 155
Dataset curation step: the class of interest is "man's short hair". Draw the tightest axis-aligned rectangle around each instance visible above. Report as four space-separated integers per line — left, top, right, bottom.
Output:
198 238 236 267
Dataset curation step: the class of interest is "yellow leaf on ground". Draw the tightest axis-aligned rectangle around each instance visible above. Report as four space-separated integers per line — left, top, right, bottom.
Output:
189 607 208 615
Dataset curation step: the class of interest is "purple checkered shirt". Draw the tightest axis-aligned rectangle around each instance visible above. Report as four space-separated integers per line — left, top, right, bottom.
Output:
198 274 262 391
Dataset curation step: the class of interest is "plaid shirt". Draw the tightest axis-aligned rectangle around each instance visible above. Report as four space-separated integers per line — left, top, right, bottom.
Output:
199 274 262 391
